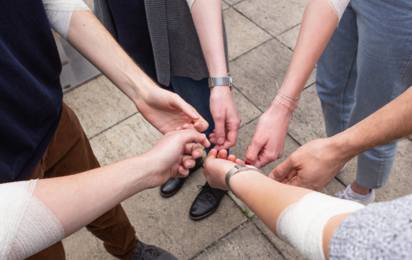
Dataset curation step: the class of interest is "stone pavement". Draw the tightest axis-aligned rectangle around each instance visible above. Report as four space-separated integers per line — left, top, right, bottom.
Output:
62 0 412 259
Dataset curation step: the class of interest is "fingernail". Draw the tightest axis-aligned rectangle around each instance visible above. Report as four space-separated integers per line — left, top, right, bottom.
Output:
247 146 250 150
245 161 251 165
191 112 199 118
218 138 224 144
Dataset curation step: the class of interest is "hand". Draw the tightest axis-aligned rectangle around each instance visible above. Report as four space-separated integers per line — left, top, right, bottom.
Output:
208 87 241 150
144 129 210 188
269 137 347 191
136 87 209 134
245 101 291 168
203 149 244 190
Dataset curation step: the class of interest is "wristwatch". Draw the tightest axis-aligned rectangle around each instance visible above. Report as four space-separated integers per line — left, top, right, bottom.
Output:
225 164 263 194
208 75 232 90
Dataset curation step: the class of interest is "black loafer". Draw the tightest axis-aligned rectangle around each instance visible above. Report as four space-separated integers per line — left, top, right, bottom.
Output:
160 156 204 197
130 240 177 260
189 182 227 220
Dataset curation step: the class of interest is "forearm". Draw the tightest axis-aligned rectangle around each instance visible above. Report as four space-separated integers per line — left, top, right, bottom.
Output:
230 171 361 259
280 0 338 99
230 171 313 232
190 0 227 77
67 10 156 104
33 154 153 236
333 86 412 160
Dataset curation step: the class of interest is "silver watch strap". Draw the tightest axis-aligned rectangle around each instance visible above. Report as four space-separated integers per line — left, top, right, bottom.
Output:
225 164 263 194
208 75 232 88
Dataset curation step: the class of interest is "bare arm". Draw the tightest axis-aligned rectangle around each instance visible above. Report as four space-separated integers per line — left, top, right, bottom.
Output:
204 149 355 260
190 0 241 149
245 0 339 167
65 10 208 134
272 86 412 191
32 129 209 237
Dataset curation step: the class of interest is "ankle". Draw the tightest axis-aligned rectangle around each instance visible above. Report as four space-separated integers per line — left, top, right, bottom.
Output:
350 182 370 196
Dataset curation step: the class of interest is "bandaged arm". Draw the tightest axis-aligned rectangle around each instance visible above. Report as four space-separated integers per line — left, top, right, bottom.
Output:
229 171 363 260
0 154 156 259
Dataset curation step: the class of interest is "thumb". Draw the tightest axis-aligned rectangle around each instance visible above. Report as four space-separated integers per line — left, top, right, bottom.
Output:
169 94 209 132
245 135 269 167
179 129 210 148
271 156 296 182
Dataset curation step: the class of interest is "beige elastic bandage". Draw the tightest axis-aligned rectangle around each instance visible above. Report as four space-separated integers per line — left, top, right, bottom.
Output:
0 180 65 260
43 0 90 40
276 192 364 260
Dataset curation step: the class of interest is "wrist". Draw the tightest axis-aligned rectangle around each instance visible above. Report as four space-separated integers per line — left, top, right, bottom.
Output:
268 98 293 117
328 132 357 163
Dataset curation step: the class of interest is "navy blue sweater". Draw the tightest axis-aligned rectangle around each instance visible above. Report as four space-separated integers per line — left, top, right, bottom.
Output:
0 0 63 182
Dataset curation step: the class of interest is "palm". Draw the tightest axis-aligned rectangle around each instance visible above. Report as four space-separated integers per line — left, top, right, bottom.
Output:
136 88 208 134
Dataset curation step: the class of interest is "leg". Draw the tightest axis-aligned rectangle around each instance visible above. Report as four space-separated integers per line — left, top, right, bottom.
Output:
316 4 359 138
349 0 412 189
27 103 137 260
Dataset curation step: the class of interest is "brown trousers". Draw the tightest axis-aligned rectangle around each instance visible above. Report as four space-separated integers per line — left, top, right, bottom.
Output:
26 103 136 260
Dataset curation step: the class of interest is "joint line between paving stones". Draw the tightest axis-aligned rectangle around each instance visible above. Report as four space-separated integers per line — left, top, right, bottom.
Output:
188 221 249 260
224 0 245 7
229 37 274 62
232 6 277 39
88 112 139 140
233 86 264 113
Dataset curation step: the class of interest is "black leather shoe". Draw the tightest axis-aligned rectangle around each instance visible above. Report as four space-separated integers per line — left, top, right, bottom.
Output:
160 156 204 197
189 182 227 220
129 240 177 260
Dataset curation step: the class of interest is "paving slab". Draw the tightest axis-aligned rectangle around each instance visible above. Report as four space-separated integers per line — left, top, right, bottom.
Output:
234 0 306 36
63 228 115 260
288 84 326 145
193 222 284 260
232 87 262 127
229 39 315 112
277 25 301 50
89 113 162 166
64 76 137 139
222 0 229 10
224 0 244 6
224 7 272 61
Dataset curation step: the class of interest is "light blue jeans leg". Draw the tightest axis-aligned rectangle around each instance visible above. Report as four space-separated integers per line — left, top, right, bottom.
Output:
317 0 412 189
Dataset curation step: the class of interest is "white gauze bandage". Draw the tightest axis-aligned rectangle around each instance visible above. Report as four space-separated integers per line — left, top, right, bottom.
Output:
276 192 364 260
326 0 350 21
43 0 90 40
0 180 65 260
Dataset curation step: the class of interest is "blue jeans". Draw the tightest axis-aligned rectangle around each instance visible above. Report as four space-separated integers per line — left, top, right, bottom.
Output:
316 0 412 189
136 60 215 154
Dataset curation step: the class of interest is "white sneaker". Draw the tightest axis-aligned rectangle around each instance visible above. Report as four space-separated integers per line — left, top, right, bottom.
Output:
335 185 375 206
339 164 347 173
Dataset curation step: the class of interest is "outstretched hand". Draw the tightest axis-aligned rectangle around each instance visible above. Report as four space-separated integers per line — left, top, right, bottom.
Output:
136 87 209 134
144 129 210 188
269 138 347 191
245 101 291 168
208 87 241 150
203 149 244 190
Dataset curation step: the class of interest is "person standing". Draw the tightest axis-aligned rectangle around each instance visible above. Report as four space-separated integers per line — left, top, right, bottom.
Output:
94 0 241 220
0 0 209 259
243 0 412 205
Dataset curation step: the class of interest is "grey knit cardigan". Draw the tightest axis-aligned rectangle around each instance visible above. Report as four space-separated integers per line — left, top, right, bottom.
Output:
93 0 229 86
